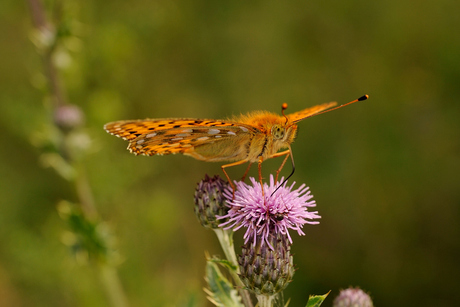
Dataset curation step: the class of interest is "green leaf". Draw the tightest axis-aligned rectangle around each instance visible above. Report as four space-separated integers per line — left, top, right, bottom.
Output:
284 297 291 307
205 260 244 307
57 201 116 264
208 257 238 272
305 291 330 307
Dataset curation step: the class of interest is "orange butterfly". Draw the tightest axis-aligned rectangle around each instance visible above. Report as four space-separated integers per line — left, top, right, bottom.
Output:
104 95 368 192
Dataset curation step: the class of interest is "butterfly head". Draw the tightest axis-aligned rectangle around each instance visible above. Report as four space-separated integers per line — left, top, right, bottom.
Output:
270 121 298 150
273 103 298 145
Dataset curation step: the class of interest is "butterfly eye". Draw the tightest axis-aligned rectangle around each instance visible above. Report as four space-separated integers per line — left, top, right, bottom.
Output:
272 125 285 140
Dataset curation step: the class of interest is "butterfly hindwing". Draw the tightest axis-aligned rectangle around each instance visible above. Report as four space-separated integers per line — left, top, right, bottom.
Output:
104 118 260 157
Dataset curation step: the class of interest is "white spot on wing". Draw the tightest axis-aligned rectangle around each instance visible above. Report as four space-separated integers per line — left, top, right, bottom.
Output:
239 126 249 132
227 131 236 135
215 135 222 138
171 137 183 141
137 139 145 144
146 133 157 138
208 129 220 134
197 136 209 141
180 129 193 133
175 133 190 137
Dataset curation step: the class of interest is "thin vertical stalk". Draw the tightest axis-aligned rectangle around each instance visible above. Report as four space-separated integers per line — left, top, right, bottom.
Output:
99 264 129 307
214 228 253 307
27 1 129 306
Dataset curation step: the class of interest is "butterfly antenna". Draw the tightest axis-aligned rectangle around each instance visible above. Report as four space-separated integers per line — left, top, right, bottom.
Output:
281 103 289 125
308 95 369 119
271 95 368 196
271 146 295 196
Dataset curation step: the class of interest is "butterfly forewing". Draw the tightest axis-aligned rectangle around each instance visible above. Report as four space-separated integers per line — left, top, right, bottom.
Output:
287 102 337 123
104 119 206 141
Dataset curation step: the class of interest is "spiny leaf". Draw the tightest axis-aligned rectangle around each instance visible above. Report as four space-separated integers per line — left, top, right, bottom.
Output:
305 291 330 307
208 257 238 272
205 260 244 307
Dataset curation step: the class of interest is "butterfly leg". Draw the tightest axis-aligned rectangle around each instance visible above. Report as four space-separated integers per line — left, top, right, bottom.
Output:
241 162 253 182
271 150 291 182
257 156 265 199
221 159 249 198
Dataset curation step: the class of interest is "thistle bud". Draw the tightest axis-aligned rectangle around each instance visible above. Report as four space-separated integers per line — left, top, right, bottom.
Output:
54 104 84 131
194 175 229 229
238 232 294 296
333 287 374 307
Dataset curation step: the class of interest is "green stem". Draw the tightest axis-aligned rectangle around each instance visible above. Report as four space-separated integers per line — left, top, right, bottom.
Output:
256 294 275 307
99 264 130 307
214 228 253 307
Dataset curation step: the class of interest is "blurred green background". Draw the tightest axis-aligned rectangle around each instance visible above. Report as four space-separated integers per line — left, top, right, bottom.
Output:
1 0 459 306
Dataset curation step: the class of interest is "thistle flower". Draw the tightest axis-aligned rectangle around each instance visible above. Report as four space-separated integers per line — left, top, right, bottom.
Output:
238 232 294 296
219 175 320 248
194 175 230 229
333 287 374 307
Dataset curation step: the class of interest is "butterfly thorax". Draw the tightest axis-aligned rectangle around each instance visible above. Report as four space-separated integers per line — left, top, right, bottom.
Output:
234 111 298 162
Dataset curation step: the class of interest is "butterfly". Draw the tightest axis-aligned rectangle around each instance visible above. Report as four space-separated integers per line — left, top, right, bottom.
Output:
104 95 368 193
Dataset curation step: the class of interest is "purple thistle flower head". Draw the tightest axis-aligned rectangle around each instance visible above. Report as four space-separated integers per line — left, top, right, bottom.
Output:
333 287 374 307
218 175 320 249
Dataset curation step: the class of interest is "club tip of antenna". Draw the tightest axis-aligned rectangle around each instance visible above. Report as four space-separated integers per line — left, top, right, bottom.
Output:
282 103 288 110
358 94 369 101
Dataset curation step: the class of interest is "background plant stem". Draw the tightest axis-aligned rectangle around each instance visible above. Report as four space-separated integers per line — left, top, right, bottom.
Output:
27 0 129 306
214 228 254 307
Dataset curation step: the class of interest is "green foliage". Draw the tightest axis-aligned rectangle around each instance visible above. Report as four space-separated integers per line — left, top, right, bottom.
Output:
57 201 117 264
208 257 238 273
305 292 330 307
205 260 244 307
